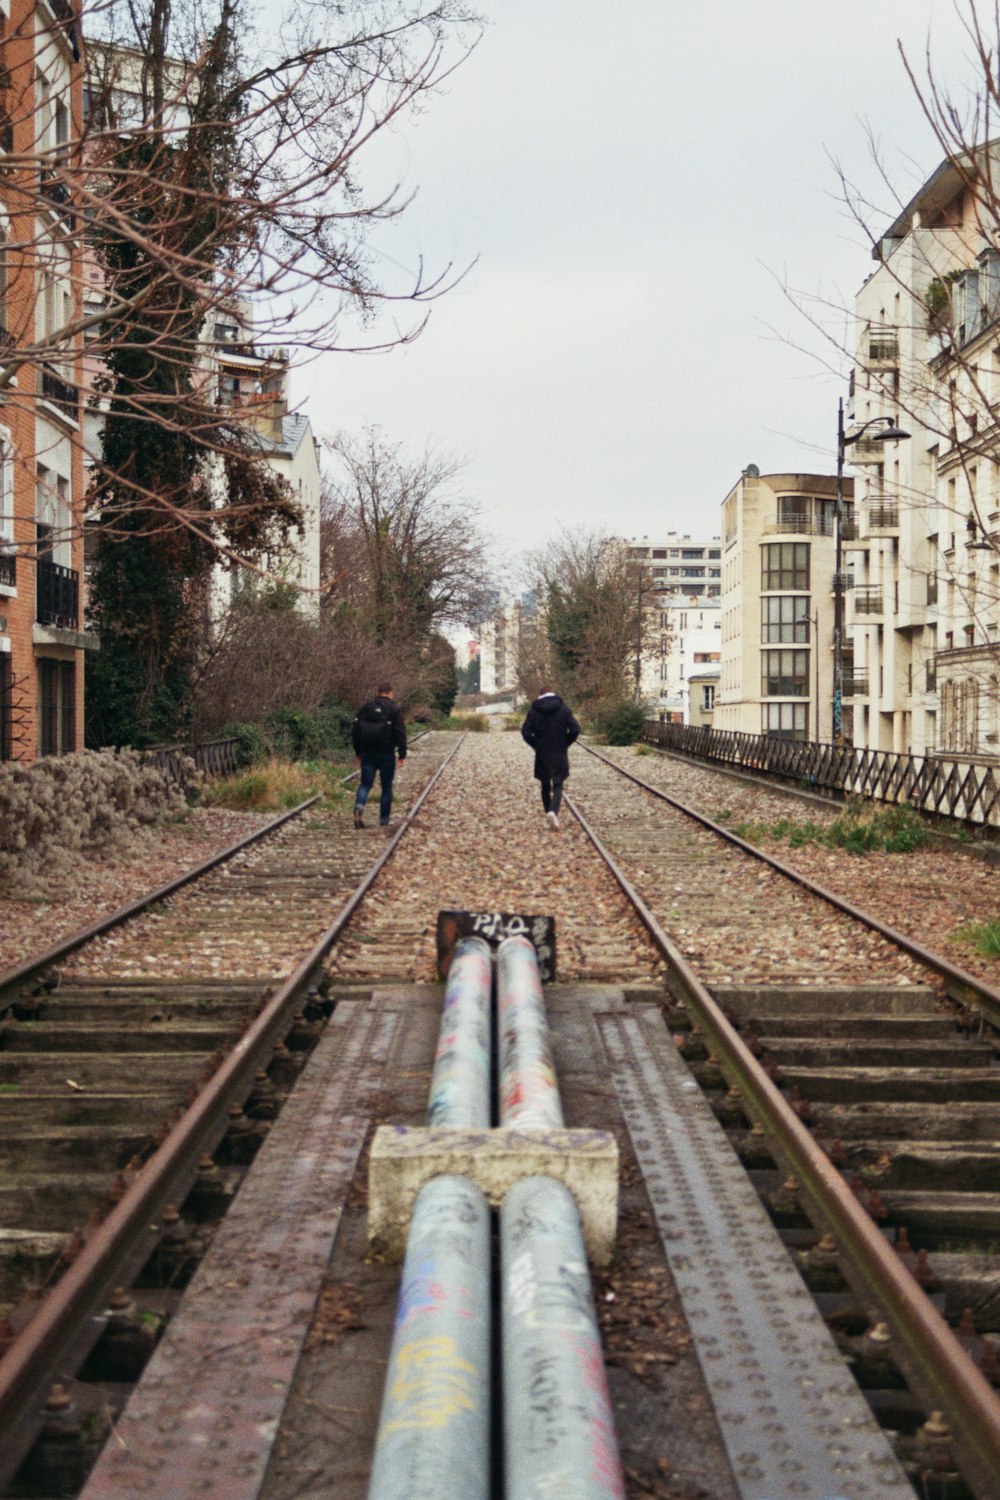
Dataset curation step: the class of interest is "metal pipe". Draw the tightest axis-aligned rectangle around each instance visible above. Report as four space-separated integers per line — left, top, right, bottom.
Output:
367 1175 491 1500
501 1175 625 1500
496 934 563 1129
427 937 492 1128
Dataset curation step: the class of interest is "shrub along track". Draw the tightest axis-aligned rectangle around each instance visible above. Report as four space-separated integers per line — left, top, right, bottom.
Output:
565 743 1000 1496
0 731 460 1491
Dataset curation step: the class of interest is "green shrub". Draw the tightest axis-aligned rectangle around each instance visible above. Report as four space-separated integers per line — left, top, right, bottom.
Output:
596 702 646 746
951 918 1000 957
733 801 931 856
445 713 490 732
223 722 268 769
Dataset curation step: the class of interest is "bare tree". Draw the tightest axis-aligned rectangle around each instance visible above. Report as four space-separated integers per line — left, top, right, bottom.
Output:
322 425 496 642
0 0 481 558
523 529 661 717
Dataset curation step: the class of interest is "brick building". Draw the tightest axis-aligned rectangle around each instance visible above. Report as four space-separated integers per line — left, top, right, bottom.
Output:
0 0 87 760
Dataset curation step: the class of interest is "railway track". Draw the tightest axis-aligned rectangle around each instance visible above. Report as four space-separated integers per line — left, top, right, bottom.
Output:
0 731 460 1491
566 742 1000 1495
2 729 1000 1497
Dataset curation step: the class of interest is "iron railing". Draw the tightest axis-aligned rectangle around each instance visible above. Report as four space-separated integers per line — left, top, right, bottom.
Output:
854 586 884 615
643 720 1000 829
0 551 14 589
35 558 78 628
868 504 900 529
843 671 870 696
40 363 77 419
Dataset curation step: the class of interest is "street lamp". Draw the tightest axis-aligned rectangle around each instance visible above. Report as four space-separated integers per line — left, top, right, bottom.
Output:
833 400 910 746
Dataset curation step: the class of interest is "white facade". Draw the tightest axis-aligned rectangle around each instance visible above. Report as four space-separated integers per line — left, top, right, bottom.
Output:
623 533 722 599
643 597 720 721
848 148 1000 759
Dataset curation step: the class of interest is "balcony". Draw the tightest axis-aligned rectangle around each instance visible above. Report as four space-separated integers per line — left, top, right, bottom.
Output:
0 550 14 588
926 575 938 606
867 334 899 364
40 364 78 421
840 519 860 541
853 586 884 618
36 558 79 629
832 571 855 592
848 438 887 462
763 513 835 537
868 501 900 532
926 662 937 693
843 670 870 697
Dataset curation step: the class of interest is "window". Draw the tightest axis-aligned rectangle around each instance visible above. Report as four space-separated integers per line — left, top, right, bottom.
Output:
761 649 809 697
762 542 809 591
651 549 666 559
701 685 715 711
708 549 721 559
38 657 75 755
763 702 808 741
681 549 703 559
0 423 11 542
762 595 810 642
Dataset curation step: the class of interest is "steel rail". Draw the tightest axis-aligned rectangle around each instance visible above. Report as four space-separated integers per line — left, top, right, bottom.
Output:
581 742 1000 1027
0 794 321 1010
0 735 467 1491
566 788 1000 1498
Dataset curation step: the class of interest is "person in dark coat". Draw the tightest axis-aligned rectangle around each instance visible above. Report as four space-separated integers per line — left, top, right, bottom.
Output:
352 683 407 828
520 689 580 831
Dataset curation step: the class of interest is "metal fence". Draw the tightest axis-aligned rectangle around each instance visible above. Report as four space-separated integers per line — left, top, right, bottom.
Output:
643 720 1000 830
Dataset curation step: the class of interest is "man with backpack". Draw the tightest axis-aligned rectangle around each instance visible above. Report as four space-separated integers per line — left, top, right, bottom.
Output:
352 683 407 828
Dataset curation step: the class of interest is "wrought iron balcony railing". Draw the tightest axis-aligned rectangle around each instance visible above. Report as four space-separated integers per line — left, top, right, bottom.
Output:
843 671 870 697
868 504 900 530
40 363 77 419
36 558 79 628
0 550 14 588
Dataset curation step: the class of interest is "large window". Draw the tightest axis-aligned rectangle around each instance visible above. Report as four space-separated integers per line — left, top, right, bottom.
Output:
763 702 808 741
762 595 810 642
762 542 809 591
762 649 809 697
38 657 75 755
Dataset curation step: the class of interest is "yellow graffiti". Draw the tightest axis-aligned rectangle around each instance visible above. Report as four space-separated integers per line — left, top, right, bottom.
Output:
384 1335 479 1433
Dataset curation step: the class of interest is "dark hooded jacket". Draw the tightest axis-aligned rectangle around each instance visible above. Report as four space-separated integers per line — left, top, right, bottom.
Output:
520 693 580 780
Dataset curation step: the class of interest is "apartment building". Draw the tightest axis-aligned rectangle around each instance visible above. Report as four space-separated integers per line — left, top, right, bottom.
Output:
479 595 537 697
848 145 1000 758
0 0 87 760
623 532 722 599
717 467 852 741
212 307 321 612
641 596 720 720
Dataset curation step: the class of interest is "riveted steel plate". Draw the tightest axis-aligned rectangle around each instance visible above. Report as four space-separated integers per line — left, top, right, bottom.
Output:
599 1010 912 1500
79 1004 398 1500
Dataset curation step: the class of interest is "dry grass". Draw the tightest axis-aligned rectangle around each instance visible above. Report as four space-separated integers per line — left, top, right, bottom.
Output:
200 759 348 812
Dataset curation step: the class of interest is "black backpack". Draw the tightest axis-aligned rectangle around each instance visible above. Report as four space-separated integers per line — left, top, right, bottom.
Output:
355 699 393 751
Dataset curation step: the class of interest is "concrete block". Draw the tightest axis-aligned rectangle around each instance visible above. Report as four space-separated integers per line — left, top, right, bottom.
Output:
368 1124 619 1265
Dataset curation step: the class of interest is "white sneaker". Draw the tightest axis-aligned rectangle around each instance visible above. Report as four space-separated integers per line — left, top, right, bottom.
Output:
546 810 559 831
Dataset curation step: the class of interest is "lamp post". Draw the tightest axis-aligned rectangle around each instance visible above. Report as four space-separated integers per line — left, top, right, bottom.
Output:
833 401 910 746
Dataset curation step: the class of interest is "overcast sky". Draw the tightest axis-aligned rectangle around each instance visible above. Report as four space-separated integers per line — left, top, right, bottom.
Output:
297 1 977 576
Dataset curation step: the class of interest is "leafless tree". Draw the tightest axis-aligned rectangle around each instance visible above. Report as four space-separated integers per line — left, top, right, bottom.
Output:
322 424 497 640
523 528 662 717
0 0 481 560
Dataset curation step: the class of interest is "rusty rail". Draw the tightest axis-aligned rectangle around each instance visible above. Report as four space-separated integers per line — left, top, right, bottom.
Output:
0 736 466 1490
0 795 321 1012
565 779 1000 1497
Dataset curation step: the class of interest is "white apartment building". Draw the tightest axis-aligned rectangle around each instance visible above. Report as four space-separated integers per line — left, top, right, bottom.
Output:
623 533 722 599
642 596 720 721
848 146 1000 759
717 468 852 742
479 595 536 697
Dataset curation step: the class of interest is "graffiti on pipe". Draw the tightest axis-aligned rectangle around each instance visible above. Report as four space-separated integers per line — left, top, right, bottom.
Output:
383 1333 479 1433
437 910 556 982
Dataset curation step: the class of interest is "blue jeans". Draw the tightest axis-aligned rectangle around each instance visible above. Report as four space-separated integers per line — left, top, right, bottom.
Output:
356 751 397 823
